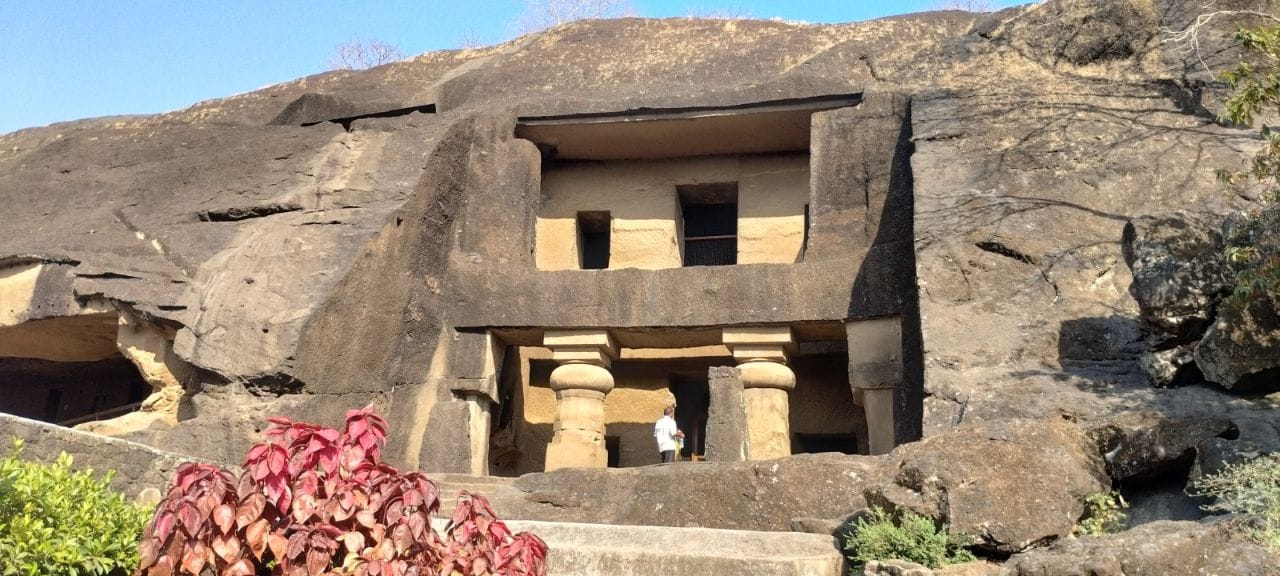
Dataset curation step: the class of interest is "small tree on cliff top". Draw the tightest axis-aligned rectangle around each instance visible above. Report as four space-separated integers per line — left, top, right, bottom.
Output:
327 38 405 70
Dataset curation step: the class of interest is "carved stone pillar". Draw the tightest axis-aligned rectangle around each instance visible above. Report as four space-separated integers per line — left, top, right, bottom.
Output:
447 329 506 476
542 330 617 471
723 326 795 460
847 317 902 455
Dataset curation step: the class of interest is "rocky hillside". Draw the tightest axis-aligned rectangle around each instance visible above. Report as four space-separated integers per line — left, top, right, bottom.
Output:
1 0 1278 557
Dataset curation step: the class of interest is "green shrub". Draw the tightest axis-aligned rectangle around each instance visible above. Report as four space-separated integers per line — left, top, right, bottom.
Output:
0 438 152 576
1189 452 1280 553
1074 491 1129 536
843 507 976 569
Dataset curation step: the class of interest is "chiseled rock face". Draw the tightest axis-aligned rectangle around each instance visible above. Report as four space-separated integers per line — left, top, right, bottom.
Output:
1 412 196 500
1005 520 1279 576
865 418 1109 554
0 0 1278 465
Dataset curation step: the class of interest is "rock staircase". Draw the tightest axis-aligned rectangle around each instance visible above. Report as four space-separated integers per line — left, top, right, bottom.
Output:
429 472 517 518
426 472 845 576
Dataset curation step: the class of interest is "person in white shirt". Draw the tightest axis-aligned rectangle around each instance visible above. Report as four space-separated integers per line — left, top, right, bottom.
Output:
654 406 684 463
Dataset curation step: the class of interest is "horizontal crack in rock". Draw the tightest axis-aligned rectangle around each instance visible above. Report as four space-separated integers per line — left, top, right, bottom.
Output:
197 202 303 222
975 240 1037 265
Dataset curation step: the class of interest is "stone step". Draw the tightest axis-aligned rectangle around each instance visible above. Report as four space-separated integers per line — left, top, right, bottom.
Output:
506 520 845 576
428 472 517 487
429 473 516 517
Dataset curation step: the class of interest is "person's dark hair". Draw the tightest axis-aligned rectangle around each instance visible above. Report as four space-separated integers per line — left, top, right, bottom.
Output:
663 406 675 416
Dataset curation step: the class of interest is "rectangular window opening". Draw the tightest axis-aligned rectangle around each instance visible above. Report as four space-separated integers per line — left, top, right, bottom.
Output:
678 182 738 266
577 211 611 270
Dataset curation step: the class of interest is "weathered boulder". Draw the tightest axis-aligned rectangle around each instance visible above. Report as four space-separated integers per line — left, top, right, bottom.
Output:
1193 412 1280 478
1122 213 1230 342
864 418 1110 554
910 0 1266 438
1087 411 1235 482
1137 345 1201 388
864 559 932 576
1005 520 1279 576
1123 211 1280 390
487 453 886 531
1194 290 1280 390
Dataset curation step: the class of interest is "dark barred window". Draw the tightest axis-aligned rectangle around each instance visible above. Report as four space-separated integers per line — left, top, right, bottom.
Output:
678 182 738 266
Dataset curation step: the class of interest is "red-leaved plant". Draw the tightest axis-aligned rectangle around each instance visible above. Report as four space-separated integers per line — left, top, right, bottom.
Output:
136 406 547 576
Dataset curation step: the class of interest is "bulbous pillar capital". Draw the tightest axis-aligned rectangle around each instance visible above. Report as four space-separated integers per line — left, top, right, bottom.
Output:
549 362 615 394
738 359 796 391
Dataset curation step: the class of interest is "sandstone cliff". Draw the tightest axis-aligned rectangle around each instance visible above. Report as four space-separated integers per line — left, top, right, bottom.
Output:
0 0 1276 472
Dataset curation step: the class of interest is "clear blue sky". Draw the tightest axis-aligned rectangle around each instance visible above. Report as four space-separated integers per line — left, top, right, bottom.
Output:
0 1 1017 135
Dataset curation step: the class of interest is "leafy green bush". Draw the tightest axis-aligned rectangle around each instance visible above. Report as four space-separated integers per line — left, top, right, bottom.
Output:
0 438 152 576
1074 491 1129 536
843 507 975 569
1189 452 1280 553
1216 25 1280 306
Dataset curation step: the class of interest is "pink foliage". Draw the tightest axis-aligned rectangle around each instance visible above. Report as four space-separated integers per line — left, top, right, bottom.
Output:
136 405 547 576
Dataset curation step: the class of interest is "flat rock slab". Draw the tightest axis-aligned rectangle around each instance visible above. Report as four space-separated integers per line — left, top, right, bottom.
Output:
505 520 845 576
490 453 886 530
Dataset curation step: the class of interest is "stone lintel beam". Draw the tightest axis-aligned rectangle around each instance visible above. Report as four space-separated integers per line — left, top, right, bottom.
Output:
544 329 618 368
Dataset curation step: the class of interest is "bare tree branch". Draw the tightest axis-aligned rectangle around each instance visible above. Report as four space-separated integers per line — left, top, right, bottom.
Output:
685 6 754 19
326 38 406 71
458 29 487 50
933 0 997 12
514 0 634 35
1160 2 1280 75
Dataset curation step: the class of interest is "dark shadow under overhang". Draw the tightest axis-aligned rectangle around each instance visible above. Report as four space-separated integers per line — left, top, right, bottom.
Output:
516 94 861 161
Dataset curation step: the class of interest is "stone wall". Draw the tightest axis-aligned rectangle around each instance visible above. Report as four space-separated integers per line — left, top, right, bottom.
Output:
534 154 810 270
0 412 199 500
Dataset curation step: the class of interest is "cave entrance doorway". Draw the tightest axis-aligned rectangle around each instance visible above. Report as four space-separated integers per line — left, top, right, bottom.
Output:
0 312 148 427
668 373 710 461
